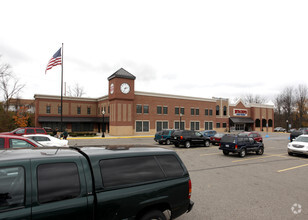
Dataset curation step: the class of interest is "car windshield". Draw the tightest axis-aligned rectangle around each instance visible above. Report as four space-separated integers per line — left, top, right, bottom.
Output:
294 136 308 143
215 133 224 137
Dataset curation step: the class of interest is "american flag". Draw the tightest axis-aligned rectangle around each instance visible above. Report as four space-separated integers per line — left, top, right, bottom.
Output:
45 48 62 73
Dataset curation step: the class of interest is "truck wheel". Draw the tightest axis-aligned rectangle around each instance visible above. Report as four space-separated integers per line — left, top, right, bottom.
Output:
140 210 167 220
256 147 264 155
166 139 171 145
185 141 191 148
239 149 246 158
223 150 229 155
174 143 179 148
204 140 210 147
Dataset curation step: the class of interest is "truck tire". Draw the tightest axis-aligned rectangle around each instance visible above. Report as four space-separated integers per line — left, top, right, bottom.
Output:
256 147 264 155
239 149 246 158
185 141 191 148
204 140 210 147
140 210 167 220
166 139 171 145
223 150 229 155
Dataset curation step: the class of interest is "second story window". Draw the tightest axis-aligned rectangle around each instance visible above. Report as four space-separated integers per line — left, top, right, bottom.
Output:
77 106 81 115
58 106 61 114
180 107 185 115
196 108 199 115
223 106 227 116
209 109 213 116
191 108 195 115
46 105 51 114
216 105 220 116
163 106 168 115
157 106 162 114
87 107 91 115
175 107 179 115
143 105 149 114
136 104 142 114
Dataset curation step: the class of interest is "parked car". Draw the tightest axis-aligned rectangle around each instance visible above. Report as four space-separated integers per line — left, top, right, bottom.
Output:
210 133 225 145
219 134 264 157
171 130 211 148
23 134 68 147
0 135 43 149
274 127 286 132
200 130 217 137
288 134 308 156
154 129 176 145
239 131 263 142
0 127 47 136
0 146 194 220
290 128 308 142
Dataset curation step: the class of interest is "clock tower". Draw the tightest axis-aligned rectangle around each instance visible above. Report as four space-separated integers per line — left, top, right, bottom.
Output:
107 68 136 135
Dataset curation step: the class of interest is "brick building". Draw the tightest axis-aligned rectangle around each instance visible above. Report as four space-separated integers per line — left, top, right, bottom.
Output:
34 68 274 135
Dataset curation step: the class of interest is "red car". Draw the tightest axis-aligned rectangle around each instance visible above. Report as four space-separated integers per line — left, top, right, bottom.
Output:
0 135 43 149
210 133 225 145
239 132 263 142
0 127 47 136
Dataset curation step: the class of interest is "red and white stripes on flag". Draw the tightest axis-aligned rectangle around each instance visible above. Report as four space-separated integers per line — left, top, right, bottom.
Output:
45 48 62 74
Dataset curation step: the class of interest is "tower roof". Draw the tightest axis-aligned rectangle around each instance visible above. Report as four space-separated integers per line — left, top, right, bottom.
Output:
107 68 136 80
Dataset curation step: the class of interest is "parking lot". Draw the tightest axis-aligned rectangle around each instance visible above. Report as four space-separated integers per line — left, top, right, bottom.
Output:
69 132 308 220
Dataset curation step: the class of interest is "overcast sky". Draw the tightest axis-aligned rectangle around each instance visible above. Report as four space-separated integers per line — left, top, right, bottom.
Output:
1 0 307 104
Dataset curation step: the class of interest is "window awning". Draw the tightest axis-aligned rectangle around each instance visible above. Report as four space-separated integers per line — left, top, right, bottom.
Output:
229 117 254 124
38 116 109 123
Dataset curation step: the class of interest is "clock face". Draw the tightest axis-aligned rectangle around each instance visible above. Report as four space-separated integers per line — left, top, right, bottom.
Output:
120 83 130 94
110 83 114 94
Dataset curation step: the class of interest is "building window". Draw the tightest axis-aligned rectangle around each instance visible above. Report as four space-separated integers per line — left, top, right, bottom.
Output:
157 106 162 114
163 106 168 115
209 109 213 116
180 107 185 115
108 105 110 114
191 108 195 115
143 105 149 114
190 121 200 131
58 106 61 114
196 109 199 115
136 121 149 132
216 123 221 128
223 123 227 128
156 121 169 131
268 119 273 127
262 119 267 127
175 107 179 115
205 121 213 130
175 121 185 130
77 107 81 115
205 109 208 116
136 104 142 114
216 105 220 116
223 106 227 116
87 107 91 115
46 105 51 114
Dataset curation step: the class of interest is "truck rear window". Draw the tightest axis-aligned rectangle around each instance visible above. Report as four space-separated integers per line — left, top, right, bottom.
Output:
221 136 236 143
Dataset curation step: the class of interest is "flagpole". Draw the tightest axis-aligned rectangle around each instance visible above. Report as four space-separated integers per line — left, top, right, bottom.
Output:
61 43 63 133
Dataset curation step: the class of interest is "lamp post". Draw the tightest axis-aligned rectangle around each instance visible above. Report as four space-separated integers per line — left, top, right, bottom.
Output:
286 119 288 133
180 113 183 130
102 110 105 137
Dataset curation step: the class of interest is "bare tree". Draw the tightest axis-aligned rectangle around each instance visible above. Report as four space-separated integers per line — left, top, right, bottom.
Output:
67 83 85 97
0 56 25 112
242 93 268 104
295 84 308 127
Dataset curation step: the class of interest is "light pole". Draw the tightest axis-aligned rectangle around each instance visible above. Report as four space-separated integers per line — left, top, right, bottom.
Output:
180 113 183 130
286 119 288 133
102 110 105 137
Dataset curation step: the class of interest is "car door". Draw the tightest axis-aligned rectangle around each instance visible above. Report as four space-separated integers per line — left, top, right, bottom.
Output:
193 132 204 145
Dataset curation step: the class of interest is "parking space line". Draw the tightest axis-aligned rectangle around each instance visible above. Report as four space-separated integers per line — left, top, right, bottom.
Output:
200 153 221 156
277 164 308 173
232 154 284 163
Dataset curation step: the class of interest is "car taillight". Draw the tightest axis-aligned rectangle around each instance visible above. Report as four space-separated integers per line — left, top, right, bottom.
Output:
219 143 221 146
180 136 183 140
188 179 192 199
235 145 238 149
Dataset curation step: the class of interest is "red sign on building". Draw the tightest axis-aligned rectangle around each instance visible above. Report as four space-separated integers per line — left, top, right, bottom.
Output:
234 109 248 116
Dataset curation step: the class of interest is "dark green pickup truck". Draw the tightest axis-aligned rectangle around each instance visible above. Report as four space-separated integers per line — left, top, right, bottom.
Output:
0 146 194 220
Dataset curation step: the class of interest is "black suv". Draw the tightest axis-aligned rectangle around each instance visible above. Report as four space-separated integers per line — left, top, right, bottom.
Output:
219 134 264 157
171 130 211 148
